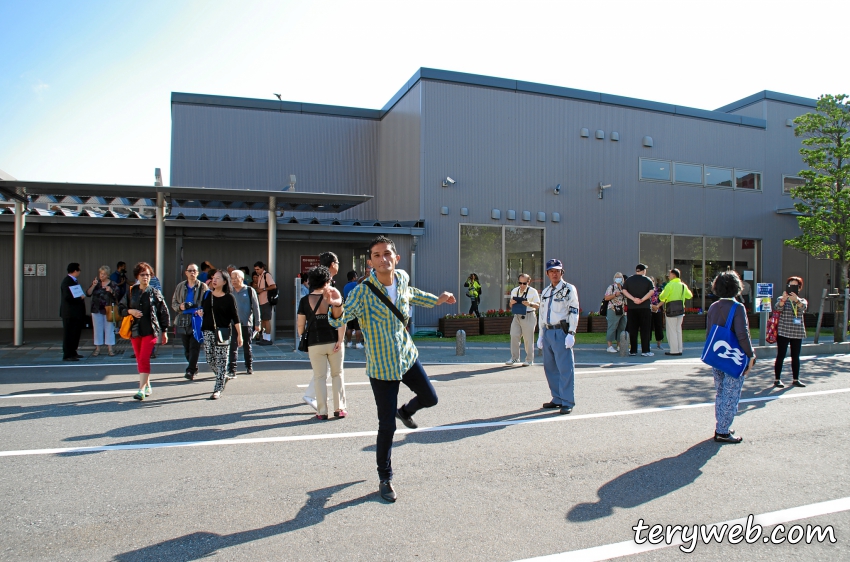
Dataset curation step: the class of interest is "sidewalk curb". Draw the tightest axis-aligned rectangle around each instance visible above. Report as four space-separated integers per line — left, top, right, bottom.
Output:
753 342 850 357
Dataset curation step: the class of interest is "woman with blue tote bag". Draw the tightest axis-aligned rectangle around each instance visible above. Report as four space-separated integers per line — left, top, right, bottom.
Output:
702 272 756 444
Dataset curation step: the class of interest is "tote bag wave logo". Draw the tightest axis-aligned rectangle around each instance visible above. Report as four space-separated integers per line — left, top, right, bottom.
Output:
701 302 748 378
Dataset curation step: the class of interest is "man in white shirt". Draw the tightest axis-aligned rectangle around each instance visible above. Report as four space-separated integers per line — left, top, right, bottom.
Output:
505 273 540 366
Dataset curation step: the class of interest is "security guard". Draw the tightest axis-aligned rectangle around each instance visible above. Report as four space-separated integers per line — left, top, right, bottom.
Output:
536 259 580 414
505 273 540 366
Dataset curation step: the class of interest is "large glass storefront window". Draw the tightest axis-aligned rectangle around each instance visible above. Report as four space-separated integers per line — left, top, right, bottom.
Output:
705 237 734 307
641 234 761 312
460 225 544 315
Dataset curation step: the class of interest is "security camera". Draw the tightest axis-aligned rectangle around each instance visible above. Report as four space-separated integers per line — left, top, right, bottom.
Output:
446 177 455 185
554 183 561 195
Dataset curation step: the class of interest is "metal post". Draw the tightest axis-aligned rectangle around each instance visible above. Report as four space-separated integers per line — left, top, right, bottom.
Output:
155 192 165 286
456 330 466 355
410 236 418 335
13 200 25 346
759 309 767 347
843 288 849 342
268 196 277 343
814 288 827 344
294 276 300 348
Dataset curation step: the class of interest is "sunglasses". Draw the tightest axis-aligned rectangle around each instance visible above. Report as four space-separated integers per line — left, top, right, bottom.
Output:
138 273 151 277
186 269 198 273
518 282 528 285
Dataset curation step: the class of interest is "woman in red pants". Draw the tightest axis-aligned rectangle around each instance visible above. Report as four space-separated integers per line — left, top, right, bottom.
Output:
120 262 170 400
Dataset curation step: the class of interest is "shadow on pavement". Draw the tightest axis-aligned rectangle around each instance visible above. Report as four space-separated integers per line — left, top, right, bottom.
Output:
113 480 370 561
566 440 721 522
361 408 549 452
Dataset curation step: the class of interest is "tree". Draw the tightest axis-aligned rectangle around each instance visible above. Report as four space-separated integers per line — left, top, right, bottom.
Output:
788 94 850 341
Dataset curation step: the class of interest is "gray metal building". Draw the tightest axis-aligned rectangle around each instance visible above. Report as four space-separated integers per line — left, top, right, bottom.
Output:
1 68 832 329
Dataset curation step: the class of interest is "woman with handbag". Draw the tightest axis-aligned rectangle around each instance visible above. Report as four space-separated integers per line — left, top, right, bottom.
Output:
297 266 347 420
603 272 627 353
659 268 693 356
198 270 242 400
463 273 482 318
773 276 807 388
705 271 755 444
85 265 117 357
119 262 170 401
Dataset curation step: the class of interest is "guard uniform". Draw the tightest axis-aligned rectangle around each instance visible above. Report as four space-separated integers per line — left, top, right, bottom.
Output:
538 271 580 410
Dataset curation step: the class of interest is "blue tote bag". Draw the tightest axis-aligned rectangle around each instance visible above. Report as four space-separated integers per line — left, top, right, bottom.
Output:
192 313 204 344
701 302 748 378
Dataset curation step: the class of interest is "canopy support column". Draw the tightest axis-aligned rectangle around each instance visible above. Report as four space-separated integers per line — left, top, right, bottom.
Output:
155 192 165 285
13 200 25 346
268 197 277 343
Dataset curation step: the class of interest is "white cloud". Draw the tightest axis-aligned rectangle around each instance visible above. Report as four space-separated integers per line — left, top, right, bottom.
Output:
31 80 49 98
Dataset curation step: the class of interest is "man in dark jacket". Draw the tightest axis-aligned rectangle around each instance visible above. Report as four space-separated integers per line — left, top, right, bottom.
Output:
60 262 87 361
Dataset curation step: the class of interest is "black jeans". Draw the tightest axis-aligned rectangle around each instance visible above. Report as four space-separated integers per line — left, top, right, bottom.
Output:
180 333 201 374
468 299 481 318
228 324 253 372
368 360 439 481
774 335 802 379
651 310 665 342
626 308 653 353
62 317 84 358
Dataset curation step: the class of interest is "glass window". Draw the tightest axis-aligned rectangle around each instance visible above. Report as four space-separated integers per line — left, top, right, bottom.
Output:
674 162 702 184
640 159 671 182
736 238 760 311
674 236 703 310
735 170 761 190
639 234 672 289
505 227 544 297
459 225 503 315
783 175 806 195
704 238 734 308
704 166 733 188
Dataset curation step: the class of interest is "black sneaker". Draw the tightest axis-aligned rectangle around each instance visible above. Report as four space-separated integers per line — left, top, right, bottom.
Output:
395 408 418 429
379 480 397 502
246 367 253 375
714 433 743 444
184 369 195 381
628 352 637 357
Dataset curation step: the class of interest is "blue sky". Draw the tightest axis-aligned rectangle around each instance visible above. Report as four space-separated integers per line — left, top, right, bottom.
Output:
1 0 846 186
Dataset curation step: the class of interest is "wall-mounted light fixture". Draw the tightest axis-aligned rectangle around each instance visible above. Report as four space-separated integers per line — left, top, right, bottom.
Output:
598 182 612 199
553 183 561 195
441 177 456 187
286 174 296 192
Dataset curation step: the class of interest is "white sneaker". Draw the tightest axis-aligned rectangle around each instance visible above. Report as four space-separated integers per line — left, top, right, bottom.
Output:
607 346 617 353
641 352 655 357
346 341 354 348
522 361 533 366
505 358 519 365
355 343 364 349
302 396 318 412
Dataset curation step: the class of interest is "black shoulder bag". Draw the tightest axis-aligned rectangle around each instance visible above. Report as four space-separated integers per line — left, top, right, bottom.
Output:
364 280 408 327
264 272 279 307
298 296 323 352
665 284 686 317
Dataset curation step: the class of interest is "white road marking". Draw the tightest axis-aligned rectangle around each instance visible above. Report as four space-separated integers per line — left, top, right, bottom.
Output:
0 390 139 399
515 496 850 561
0 387 847 458
296 382 373 388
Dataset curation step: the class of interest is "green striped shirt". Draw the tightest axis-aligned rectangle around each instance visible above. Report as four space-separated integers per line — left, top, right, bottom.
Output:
329 269 437 381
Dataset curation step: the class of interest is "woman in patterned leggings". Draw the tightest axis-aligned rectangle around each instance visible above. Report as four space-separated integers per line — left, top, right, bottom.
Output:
704 272 756 444
198 270 242 400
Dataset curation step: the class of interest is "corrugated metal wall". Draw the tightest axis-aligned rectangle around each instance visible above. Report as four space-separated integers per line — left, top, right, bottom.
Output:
170 105 379 220
727 101 767 120
377 83 421 221
412 80 803 326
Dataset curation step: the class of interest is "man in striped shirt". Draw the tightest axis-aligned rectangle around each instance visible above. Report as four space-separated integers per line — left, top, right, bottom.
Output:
327 235 456 502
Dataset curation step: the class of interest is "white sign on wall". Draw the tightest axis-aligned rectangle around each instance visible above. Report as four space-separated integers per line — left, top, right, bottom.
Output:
37 264 47 277
24 264 35 276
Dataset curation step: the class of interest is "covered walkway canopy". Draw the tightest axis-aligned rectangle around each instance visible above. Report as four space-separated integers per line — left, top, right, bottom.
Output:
0 179 374 346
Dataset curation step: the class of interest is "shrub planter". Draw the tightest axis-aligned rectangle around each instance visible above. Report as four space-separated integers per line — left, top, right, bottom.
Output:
438 317 480 338
682 315 706 330
589 315 611 333
577 317 589 333
479 316 513 335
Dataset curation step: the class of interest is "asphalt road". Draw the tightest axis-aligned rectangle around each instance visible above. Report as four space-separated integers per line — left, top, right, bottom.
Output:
1 353 848 561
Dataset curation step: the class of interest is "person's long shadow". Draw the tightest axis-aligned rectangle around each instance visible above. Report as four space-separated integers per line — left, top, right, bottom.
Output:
567 440 721 522
113 480 370 561
361 408 549 452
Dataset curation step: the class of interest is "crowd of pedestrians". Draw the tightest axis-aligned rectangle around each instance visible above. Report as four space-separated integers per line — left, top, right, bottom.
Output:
58 243 817 502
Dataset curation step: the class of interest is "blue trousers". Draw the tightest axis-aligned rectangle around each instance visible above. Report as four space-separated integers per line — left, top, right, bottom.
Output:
542 328 575 408
713 368 745 434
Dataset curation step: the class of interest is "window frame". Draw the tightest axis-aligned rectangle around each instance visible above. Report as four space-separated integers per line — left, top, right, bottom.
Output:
782 174 806 196
703 165 735 190
734 169 762 192
672 161 704 186
639 158 672 183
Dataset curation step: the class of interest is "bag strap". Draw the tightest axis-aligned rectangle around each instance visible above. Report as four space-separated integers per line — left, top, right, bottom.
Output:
303 294 323 335
364 279 408 326
723 301 739 331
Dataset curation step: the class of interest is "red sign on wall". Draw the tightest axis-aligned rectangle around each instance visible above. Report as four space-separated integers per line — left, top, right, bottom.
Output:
741 239 755 250
300 256 320 274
